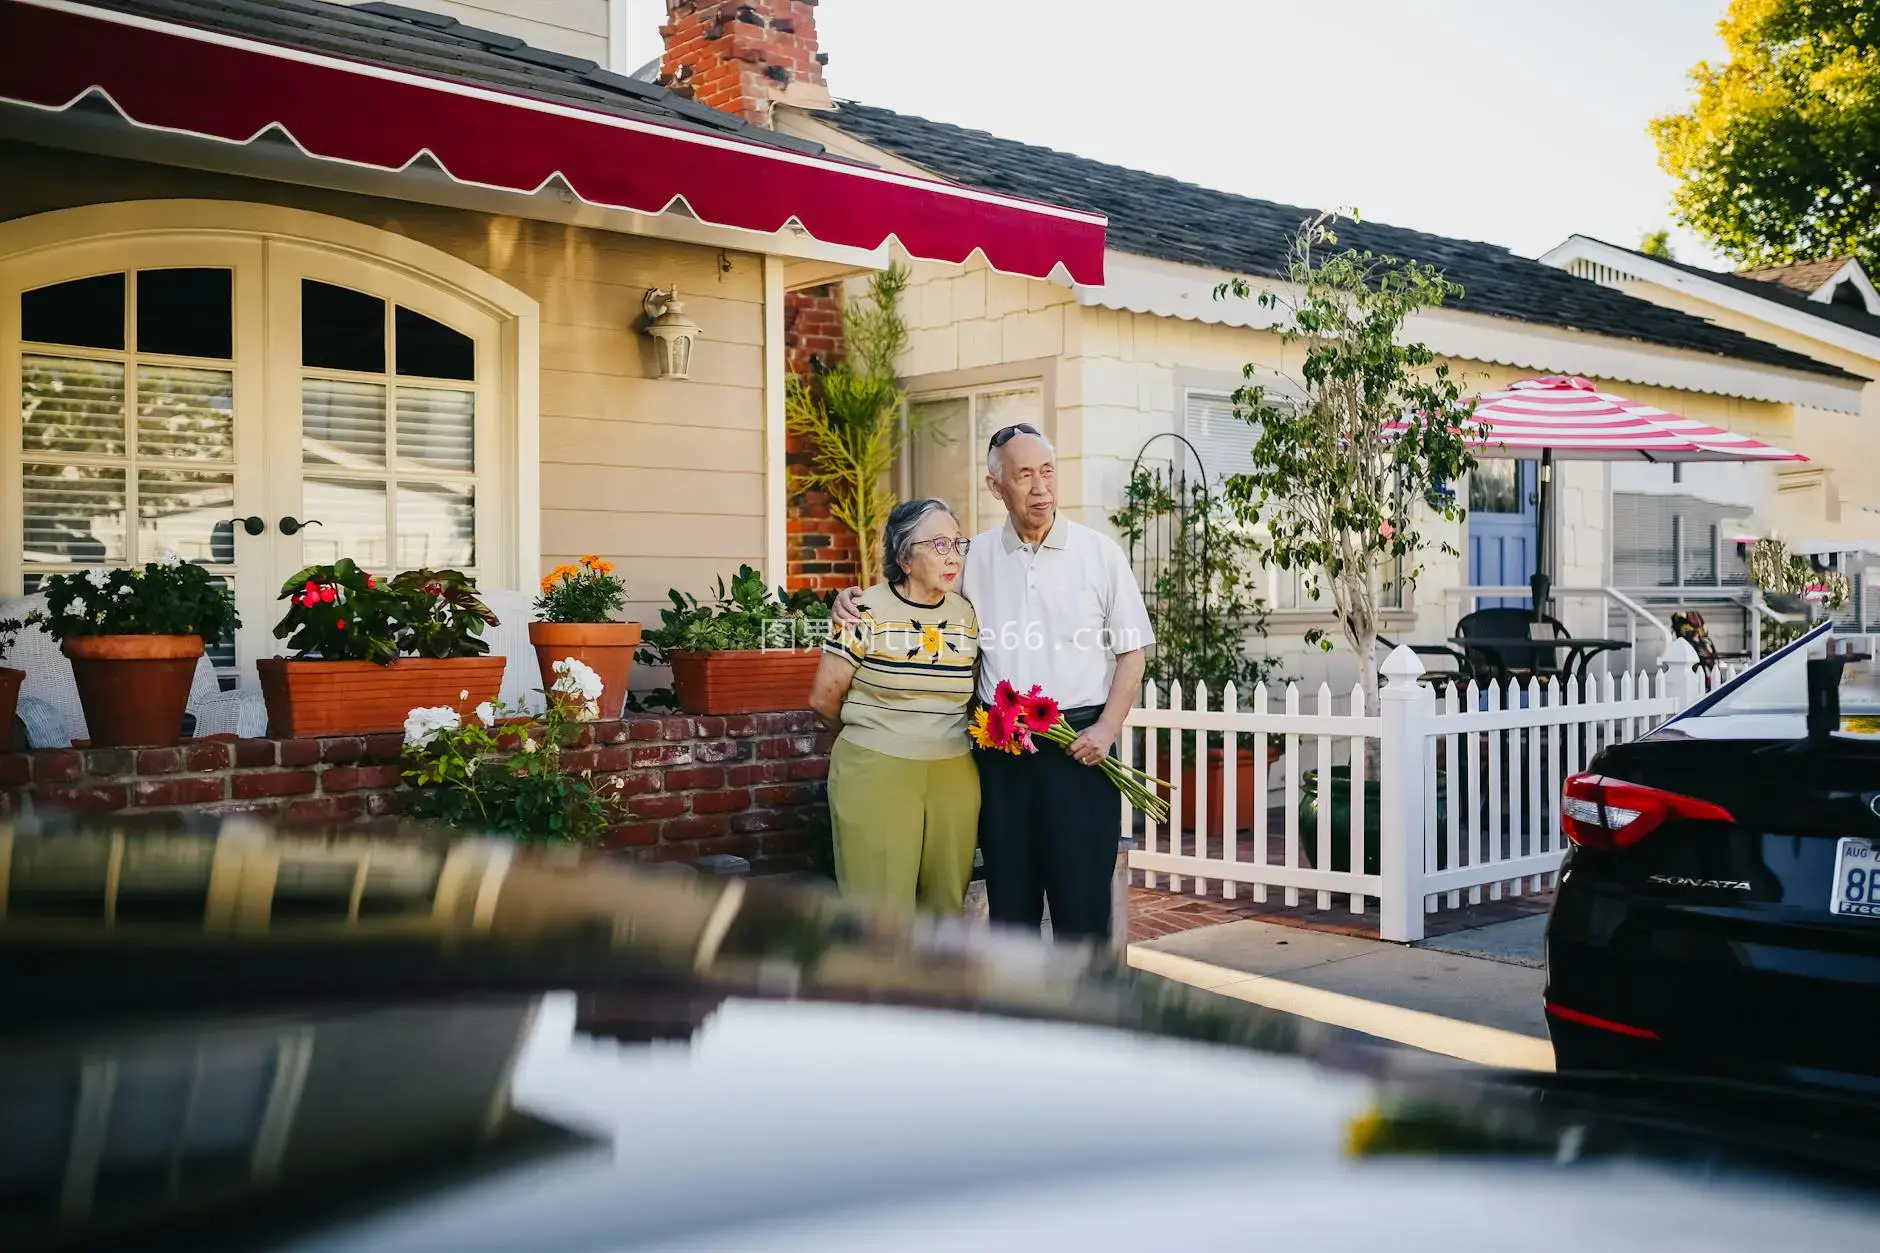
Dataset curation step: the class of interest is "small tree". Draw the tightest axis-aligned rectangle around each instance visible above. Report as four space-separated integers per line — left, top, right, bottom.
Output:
785 265 913 589
1216 213 1481 703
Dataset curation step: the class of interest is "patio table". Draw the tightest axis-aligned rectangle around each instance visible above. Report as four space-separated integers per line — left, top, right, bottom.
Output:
1447 636 1630 686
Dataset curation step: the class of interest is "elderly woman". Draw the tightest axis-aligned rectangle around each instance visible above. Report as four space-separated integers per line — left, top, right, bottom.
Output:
809 498 980 914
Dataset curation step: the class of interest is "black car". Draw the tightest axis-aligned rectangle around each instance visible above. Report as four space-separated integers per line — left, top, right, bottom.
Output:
4 818 1880 1252
1547 622 1880 1087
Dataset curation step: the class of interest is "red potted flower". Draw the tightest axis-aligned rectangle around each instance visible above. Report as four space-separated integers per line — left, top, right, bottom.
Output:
0 615 35 747
32 553 240 747
258 560 505 738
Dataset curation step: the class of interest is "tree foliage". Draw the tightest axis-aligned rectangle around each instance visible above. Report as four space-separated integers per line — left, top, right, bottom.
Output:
785 265 913 588
1214 213 1481 700
1652 0 1880 268
1639 229 1676 259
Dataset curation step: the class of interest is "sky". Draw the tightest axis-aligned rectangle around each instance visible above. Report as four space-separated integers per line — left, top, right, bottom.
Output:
626 0 1739 270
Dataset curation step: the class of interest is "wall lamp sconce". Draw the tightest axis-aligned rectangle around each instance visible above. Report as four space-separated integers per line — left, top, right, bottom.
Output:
642 286 700 380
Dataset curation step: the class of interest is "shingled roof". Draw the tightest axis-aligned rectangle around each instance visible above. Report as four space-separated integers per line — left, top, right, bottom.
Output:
1571 238 1880 344
820 102 1857 382
1735 257 1858 297
74 0 836 158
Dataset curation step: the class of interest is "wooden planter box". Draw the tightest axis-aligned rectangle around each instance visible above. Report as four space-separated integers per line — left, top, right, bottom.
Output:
258 656 506 738
1 666 25 749
667 648 821 715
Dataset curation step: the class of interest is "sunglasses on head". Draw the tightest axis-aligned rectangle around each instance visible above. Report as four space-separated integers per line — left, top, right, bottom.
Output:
987 422 1042 451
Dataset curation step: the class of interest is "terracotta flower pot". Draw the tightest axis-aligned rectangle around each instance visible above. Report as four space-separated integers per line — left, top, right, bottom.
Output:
0 667 23 749
1158 742 1285 834
667 648 822 715
258 656 506 738
529 621 641 719
61 634 203 748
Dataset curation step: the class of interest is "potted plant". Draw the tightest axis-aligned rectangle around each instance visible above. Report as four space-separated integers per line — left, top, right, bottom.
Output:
401 671 626 845
258 560 506 738
32 554 240 748
1113 470 1283 834
530 555 639 720
1 615 33 747
639 565 831 715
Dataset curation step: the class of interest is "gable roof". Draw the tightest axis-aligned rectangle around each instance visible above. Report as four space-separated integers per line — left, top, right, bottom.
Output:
818 102 1856 382
1735 257 1859 297
74 0 834 158
1566 237 1880 343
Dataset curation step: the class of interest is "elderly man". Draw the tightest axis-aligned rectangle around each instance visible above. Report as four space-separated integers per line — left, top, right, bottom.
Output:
834 423 1152 941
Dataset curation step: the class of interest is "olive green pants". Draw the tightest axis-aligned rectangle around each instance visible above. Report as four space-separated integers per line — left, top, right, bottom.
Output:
828 738 980 915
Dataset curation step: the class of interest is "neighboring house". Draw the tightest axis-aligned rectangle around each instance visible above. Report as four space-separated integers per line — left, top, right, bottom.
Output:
0 0 1101 693
761 98 1868 683
1543 238 1880 636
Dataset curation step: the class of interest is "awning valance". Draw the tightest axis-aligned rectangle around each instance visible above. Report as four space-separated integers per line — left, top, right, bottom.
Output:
0 0 1107 283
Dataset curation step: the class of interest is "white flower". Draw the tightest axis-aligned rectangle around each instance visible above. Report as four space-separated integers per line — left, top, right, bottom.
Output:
580 701 599 722
402 705 462 748
116 584 132 597
551 657 604 702
156 547 182 567
84 569 110 590
68 595 87 617
474 701 496 727
460 689 470 701
520 736 539 754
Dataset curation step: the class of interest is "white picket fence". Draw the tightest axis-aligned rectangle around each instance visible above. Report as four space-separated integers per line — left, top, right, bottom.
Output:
1121 640 1721 941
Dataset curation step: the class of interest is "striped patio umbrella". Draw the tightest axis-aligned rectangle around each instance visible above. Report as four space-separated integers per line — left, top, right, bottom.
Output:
1398 375 1806 614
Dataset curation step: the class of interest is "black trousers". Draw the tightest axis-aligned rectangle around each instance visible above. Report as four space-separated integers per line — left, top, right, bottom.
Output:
974 703 1116 941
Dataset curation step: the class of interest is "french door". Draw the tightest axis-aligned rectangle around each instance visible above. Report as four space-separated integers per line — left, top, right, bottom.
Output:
4 234 501 687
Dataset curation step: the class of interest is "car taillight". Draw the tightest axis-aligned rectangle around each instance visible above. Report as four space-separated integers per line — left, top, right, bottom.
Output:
1560 773 1734 850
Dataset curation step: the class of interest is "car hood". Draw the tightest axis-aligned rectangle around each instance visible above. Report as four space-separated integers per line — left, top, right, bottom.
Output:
3 818 1879 1251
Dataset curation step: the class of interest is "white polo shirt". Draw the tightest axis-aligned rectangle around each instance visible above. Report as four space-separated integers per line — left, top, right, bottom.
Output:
961 513 1155 710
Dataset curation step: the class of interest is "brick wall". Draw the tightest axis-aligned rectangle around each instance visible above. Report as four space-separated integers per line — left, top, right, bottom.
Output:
783 284 862 593
0 714 832 876
658 0 832 127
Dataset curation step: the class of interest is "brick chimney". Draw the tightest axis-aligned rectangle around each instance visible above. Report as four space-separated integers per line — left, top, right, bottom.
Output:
659 1 833 127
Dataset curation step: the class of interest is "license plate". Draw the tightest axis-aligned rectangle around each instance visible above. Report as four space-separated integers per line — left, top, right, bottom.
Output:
1830 838 1880 917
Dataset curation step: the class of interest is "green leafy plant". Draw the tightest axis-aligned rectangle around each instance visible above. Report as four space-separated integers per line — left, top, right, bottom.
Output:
536 554 628 624
1110 468 1283 698
275 559 406 663
784 265 914 588
1215 212 1482 702
1748 536 1852 651
35 554 240 643
390 568 498 659
0 615 34 664
638 564 833 659
401 666 622 845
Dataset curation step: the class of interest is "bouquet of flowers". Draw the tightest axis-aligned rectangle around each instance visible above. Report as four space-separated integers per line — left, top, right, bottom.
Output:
969 681 1170 822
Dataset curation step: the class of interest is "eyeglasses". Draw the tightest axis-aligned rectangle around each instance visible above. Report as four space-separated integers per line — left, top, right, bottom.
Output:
912 537 971 558
987 422 1042 451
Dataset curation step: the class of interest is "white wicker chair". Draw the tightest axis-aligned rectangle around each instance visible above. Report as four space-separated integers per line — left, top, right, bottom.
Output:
478 587 544 713
0 592 267 747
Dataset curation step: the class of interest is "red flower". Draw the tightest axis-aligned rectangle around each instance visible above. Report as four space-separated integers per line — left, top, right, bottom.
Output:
1018 686 1060 732
365 575 376 589
320 586 336 603
336 619 346 629
993 679 1022 711
986 700 1020 746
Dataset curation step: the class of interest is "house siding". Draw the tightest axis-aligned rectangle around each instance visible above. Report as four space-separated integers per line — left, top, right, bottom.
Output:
0 139 770 643
342 0 612 64
893 254 1798 690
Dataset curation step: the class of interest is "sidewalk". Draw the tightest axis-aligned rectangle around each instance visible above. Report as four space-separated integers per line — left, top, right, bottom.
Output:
1128 911 1553 1071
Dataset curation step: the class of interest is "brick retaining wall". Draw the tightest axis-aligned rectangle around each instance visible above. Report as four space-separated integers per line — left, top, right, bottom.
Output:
0 712 832 875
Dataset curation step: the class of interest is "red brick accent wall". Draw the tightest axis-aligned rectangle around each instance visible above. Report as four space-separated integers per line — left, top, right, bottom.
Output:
0 715 832 876
658 0 831 127
783 282 861 593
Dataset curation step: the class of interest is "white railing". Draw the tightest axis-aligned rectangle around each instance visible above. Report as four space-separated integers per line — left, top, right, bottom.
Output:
1121 639 1715 942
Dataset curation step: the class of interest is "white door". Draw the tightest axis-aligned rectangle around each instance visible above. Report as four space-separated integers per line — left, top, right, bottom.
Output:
5 236 504 687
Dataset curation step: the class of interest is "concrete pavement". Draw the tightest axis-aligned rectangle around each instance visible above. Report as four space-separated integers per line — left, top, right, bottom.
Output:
1130 913 1553 1070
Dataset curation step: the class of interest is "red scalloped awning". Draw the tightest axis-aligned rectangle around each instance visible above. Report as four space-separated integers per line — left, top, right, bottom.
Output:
0 0 1107 283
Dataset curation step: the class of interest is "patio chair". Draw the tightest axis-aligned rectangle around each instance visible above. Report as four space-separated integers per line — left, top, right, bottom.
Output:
0 592 268 747
1376 634 1473 690
1453 606 1572 689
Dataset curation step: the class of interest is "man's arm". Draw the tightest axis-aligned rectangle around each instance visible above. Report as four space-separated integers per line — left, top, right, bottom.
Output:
1067 648 1144 766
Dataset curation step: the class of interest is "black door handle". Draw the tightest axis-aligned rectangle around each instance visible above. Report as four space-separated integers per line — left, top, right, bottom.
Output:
279 517 323 537
227 515 266 536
